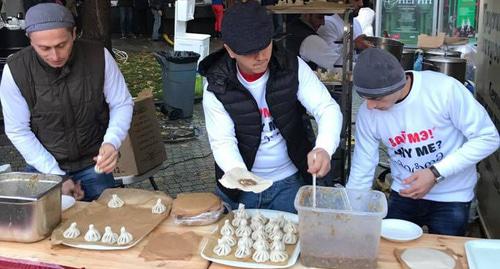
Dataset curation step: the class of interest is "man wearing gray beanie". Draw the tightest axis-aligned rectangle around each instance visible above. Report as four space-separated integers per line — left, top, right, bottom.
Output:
347 48 499 236
0 3 134 201
199 0 343 213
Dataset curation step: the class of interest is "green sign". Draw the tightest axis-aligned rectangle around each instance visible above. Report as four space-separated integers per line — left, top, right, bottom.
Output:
380 0 436 45
457 0 476 28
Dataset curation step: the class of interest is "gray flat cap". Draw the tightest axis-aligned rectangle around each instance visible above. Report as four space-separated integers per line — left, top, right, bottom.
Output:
353 48 406 98
25 3 75 34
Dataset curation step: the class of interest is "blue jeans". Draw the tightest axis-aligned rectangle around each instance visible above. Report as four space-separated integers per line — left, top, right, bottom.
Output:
119 7 134 36
387 191 471 236
151 9 162 40
25 165 116 202
215 172 305 214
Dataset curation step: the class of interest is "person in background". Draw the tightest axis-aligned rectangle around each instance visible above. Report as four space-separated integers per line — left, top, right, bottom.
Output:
149 0 166 41
133 0 149 37
118 0 135 38
0 3 134 201
356 0 375 37
260 0 283 36
285 14 339 70
211 0 224 38
317 0 372 60
200 1 342 213
347 48 500 236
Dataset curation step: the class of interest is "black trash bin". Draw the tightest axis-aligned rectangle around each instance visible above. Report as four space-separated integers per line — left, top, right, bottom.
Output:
153 50 200 119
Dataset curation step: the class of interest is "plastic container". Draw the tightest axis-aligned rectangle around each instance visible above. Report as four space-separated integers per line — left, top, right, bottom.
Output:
294 186 387 269
153 50 200 119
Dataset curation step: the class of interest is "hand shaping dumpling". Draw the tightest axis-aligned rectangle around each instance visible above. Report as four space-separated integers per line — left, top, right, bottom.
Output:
63 222 80 239
84 224 101 242
101 226 118 244
108 194 125 208
117 226 133 245
220 220 235 236
152 198 167 214
213 238 231 256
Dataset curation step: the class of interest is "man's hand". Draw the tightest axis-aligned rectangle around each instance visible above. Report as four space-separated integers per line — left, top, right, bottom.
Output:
93 143 118 174
62 179 85 201
399 168 436 199
307 148 331 178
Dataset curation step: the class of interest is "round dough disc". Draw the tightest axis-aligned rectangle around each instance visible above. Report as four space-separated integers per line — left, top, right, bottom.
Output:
401 248 456 269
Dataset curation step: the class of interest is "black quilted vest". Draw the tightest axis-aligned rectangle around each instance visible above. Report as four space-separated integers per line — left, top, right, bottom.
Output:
8 40 109 172
199 44 313 202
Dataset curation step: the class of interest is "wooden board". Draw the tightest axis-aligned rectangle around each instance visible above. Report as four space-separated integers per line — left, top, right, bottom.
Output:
0 202 216 269
209 234 473 269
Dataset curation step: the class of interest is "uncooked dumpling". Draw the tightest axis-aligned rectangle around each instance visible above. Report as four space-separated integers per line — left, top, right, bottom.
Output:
221 234 236 247
220 220 235 236
236 203 249 220
251 225 267 241
253 237 270 251
235 219 252 238
238 234 253 250
84 224 101 242
252 248 270 263
275 214 286 228
101 226 118 244
235 242 252 259
250 219 263 232
231 216 242 227
117 227 133 245
269 225 284 241
264 219 278 234
152 198 167 214
271 237 286 251
63 222 80 239
251 210 268 225
401 248 456 269
283 232 297 245
270 249 288 262
213 238 231 256
108 194 125 208
283 220 297 234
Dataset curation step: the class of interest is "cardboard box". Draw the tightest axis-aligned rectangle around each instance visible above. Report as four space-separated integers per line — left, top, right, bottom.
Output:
113 90 166 177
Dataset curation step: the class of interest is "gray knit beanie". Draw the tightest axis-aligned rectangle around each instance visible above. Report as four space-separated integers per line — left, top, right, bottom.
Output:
25 3 75 34
353 48 406 98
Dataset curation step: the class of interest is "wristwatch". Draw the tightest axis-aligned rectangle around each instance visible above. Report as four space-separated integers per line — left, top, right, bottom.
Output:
429 165 445 184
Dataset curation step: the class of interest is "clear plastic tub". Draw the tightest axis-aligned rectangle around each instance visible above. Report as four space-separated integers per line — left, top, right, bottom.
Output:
294 186 387 269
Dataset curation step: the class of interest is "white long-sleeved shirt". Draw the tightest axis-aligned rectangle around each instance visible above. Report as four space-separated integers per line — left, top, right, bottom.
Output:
203 57 342 181
0 48 134 175
347 71 500 202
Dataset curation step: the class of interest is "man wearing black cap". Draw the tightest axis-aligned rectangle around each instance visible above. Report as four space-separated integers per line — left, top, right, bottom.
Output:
0 3 134 201
199 0 342 213
347 48 499 236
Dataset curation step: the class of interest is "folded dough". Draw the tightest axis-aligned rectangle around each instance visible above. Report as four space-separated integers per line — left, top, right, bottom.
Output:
219 168 273 193
283 232 297 245
252 248 270 263
63 222 80 239
269 225 284 241
271 238 286 251
235 219 252 238
152 198 167 214
117 226 133 245
221 234 236 247
283 220 298 234
213 238 231 256
220 220 235 236
235 244 252 259
270 249 288 262
108 194 125 208
84 224 101 242
251 225 267 241
101 226 118 244
238 235 253 250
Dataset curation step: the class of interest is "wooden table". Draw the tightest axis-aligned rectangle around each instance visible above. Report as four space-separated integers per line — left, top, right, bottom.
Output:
0 202 475 269
0 202 217 269
209 233 473 269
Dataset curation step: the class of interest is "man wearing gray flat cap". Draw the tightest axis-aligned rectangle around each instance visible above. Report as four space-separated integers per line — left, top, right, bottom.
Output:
0 3 134 201
199 0 343 213
347 48 499 236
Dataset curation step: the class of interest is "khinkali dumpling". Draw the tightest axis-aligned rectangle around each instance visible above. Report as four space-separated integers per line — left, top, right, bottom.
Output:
283 232 297 245
63 222 80 239
84 224 101 242
108 194 125 208
221 234 236 247
270 249 288 262
117 227 133 245
101 226 118 244
152 198 167 214
252 248 270 263
235 219 252 237
213 238 231 256
220 220 235 236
